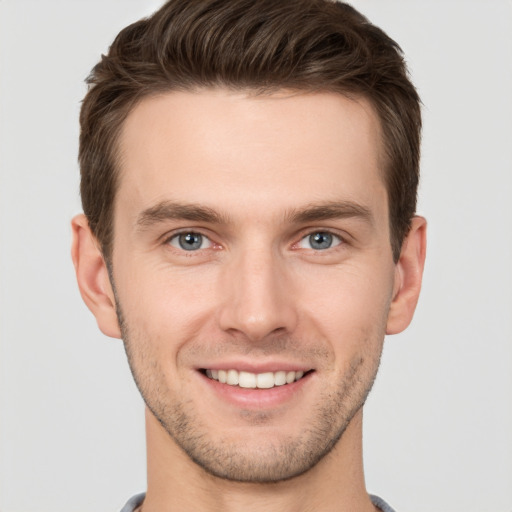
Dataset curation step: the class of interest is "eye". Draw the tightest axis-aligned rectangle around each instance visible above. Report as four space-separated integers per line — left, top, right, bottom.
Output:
297 231 342 251
168 232 212 251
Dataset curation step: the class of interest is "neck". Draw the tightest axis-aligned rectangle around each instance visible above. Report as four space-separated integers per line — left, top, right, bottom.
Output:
142 407 376 512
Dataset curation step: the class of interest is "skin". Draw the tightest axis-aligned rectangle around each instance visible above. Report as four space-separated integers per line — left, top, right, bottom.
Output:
72 89 426 512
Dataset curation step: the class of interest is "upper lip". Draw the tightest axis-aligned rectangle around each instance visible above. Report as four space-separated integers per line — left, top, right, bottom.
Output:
196 360 313 374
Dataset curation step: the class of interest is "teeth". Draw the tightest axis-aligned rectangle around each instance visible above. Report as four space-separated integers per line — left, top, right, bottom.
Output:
205 369 308 388
256 372 274 389
274 371 286 386
239 371 256 388
227 369 239 385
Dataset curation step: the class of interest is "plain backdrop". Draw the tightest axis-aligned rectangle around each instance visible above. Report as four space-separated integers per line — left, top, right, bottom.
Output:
0 1 511 511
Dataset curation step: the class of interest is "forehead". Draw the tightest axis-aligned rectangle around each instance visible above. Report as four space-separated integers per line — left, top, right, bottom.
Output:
116 88 386 224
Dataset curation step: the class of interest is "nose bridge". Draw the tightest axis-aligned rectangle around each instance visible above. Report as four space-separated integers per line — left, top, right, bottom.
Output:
218 239 297 340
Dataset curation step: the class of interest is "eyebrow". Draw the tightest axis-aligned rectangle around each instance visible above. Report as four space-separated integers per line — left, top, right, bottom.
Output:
135 199 374 230
136 201 228 230
286 201 374 225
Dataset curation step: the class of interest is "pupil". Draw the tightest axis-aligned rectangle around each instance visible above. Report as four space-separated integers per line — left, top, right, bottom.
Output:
310 232 332 250
179 233 202 250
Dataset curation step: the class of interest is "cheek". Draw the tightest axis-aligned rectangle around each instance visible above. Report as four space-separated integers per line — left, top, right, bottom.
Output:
296 262 394 349
117 268 217 392
117 262 219 343
300 259 393 313
115 252 395 356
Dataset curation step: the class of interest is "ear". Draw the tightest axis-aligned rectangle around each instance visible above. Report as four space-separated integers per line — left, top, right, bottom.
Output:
71 214 121 339
386 216 427 335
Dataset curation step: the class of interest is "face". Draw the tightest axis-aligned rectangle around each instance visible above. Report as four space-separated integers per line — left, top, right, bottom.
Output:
111 89 397 482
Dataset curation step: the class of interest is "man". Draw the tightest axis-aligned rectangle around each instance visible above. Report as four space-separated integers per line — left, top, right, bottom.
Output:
71 0 426 510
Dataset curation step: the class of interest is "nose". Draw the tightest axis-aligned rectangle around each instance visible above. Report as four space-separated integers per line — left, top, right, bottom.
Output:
217 246 299 342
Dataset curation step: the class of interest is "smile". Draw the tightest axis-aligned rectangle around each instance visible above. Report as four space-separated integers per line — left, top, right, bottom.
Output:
203 369 310 389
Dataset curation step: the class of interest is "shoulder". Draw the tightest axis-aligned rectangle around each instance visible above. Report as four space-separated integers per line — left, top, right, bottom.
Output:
370 494 397 512
120 492 145 512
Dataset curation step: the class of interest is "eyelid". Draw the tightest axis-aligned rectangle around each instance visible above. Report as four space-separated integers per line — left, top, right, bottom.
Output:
163 229 217 251
294 229 346 250
160 227 349 252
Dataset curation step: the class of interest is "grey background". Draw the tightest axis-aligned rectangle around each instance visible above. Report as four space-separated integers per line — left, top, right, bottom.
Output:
1 1 511 510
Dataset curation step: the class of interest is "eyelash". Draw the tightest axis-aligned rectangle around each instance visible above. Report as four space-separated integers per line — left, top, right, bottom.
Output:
295 231 344 251
164 230 215 252
163 229 347 254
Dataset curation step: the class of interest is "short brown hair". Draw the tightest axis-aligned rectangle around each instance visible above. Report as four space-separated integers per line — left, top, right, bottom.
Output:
79 0 421 262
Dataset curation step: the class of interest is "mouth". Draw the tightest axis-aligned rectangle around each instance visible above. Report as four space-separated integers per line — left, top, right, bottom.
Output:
200 368 313 389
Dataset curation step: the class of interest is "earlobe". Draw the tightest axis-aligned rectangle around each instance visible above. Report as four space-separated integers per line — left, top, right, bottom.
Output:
71 214 122 339
386 216 427 335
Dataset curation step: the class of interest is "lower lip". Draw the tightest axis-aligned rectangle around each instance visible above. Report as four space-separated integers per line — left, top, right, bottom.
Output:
198 371 313 409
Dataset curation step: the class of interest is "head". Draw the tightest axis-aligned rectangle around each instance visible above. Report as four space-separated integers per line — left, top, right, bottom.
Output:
73 0 426 485
79 0 421 264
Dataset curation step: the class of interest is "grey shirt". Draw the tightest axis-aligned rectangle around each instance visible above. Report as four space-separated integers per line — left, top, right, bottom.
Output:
120 493 396 511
